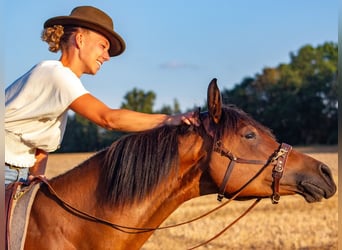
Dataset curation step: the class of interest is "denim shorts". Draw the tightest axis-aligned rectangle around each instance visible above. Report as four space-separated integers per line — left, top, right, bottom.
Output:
5 164 29 186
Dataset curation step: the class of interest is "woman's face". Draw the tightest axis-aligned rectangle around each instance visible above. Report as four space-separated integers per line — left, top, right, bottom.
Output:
78 30 111 75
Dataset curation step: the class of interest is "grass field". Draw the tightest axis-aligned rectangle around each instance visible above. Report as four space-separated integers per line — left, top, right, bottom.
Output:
46 146 338 250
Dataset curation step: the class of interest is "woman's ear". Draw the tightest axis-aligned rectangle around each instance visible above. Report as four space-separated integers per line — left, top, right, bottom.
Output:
74 31 84 50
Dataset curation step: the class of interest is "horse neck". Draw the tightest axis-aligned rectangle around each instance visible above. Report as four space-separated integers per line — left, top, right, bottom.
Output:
68 134 209 248
48 152 104 209
42 134 216 249
132 133 209 228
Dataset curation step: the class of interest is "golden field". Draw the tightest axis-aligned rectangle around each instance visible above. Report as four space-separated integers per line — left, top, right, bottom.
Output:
46 146 338 250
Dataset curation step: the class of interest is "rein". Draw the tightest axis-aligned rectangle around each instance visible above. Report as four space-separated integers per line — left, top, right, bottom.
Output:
36 141 292 249
36 175 249 233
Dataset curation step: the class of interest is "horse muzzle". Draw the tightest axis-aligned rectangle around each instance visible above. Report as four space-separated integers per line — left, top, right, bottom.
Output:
298 163 336 203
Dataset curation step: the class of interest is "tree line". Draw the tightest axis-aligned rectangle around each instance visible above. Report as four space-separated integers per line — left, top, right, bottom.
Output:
57 42 337 152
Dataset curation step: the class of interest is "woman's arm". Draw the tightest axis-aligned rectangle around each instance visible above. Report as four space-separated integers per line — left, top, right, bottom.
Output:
69 93 198 132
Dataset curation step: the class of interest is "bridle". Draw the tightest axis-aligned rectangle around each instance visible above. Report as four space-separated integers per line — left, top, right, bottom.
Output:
185 140 292 249
213 140 292 204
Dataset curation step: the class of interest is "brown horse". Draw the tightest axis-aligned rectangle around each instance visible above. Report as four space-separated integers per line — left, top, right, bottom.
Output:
24 79 336 250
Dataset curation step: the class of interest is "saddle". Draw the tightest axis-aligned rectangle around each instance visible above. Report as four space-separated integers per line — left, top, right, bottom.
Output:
5 178 43 250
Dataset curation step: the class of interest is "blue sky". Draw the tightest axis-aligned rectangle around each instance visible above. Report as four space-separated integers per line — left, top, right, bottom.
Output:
3 1 337 111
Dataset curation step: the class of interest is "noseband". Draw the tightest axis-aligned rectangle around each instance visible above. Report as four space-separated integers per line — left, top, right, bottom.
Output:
213 141 292 204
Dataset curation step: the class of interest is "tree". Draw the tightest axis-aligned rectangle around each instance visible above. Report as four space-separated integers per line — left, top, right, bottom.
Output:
222 42 337 145
58 113 100 152
156 99 182 114
121 88 156 113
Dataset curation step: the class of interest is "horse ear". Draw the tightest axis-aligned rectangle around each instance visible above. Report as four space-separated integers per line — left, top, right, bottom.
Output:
207 78 222 124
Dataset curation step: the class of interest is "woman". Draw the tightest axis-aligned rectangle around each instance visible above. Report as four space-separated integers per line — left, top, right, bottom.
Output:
5 6 198 185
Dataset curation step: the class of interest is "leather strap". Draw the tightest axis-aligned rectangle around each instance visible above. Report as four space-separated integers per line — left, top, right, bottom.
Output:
214 140 267 202
271 143 292 204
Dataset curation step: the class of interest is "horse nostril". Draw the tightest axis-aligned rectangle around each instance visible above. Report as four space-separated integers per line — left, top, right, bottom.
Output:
319 164 336 196
319 164 333 180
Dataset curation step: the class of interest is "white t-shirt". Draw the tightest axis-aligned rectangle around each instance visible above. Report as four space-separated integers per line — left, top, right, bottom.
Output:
5 60 89 167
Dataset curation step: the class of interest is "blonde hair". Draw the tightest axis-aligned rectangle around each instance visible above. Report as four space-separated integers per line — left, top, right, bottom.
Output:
41 25 85 53
41 25 65 53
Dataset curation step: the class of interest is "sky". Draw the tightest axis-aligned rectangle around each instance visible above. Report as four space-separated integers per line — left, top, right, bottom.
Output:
3 1 338 111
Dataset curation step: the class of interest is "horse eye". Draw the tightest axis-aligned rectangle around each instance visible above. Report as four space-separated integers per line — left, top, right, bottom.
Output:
244 132 256 139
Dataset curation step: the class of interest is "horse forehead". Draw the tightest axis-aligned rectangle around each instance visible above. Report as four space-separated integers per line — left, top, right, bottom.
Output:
227 119 275 141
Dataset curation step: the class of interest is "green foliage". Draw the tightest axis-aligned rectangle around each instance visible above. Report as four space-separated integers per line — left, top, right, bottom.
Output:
57 113 100 152
121 87 156 113
222 42 337 145
156 99 182 115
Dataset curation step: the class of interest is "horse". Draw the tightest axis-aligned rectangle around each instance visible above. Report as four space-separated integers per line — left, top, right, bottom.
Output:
24 79 336 250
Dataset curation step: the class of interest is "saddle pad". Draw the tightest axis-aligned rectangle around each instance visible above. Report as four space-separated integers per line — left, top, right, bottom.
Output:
9 184 40 250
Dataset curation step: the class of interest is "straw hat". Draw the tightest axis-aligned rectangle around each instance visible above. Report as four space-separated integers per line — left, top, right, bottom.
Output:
44 6 126 57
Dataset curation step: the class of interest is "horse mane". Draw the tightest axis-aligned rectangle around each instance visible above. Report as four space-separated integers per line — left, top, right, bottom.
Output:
97 105 274 207
97 124 192 206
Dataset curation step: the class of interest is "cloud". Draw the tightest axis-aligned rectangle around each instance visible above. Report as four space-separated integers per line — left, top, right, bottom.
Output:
159 60 199 70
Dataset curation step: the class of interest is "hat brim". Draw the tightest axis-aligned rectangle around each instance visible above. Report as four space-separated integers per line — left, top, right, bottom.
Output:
44 16 126 57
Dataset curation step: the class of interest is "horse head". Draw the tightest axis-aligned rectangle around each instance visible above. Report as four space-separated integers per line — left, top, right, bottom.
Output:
200 78 336 203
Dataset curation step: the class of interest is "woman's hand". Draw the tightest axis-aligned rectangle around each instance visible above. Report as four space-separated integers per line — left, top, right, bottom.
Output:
165 111 200 127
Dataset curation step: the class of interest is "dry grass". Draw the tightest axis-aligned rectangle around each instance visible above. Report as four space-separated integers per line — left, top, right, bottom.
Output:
46 146 338 250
